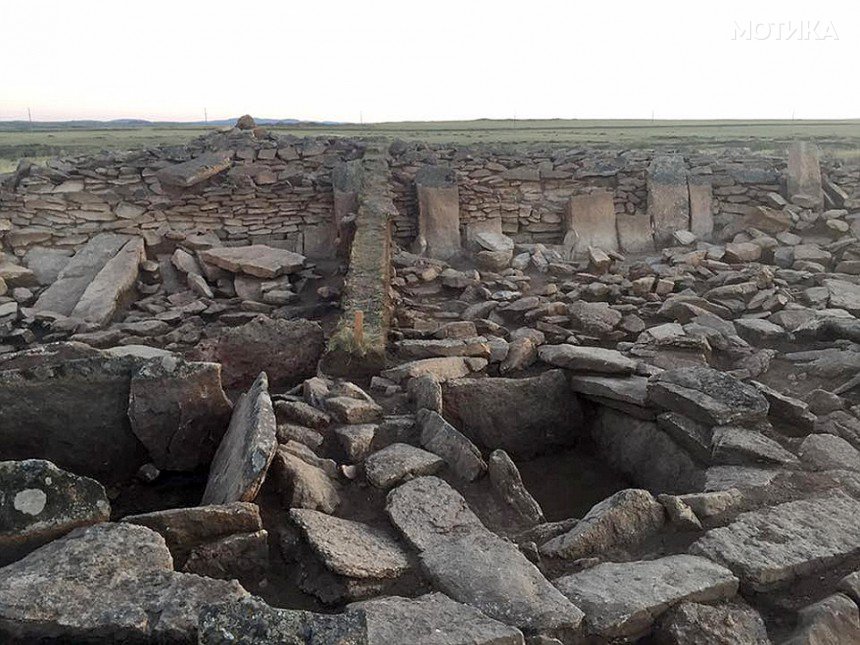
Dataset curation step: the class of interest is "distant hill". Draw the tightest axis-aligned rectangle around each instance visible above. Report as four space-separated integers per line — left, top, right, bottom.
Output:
0 117 343 132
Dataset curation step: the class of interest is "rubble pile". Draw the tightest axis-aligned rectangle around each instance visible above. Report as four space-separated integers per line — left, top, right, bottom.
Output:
1 127 860 644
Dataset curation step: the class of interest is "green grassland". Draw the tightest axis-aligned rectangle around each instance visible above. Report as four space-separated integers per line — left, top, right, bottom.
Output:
2 119 860 173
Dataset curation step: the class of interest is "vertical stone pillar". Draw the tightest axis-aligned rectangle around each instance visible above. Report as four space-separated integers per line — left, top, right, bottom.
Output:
617 213 655 254
787 141 823 210
648 155 690 247
688 175 714 240
332 160 361 259
563 190 619 257
415 166 461 260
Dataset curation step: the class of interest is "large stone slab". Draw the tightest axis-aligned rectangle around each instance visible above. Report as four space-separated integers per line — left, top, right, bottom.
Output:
199 244 305 278
564 190 619 257
553 555 738 640
32 233 130 316
122 502 262 558
655 601 769 645
538 344 637 374
70 236 145 326
442 370 582 457
351 593 524 645
787 141 823 210
128 356 232 471
649 155 690 247
541 489 665 560
194 316 324 391
386 476 584 640
0 459 109 565
592 408 705 493
198 596 366 645
156 150 233 188
647 367 769 427
690 493 860 591
418 408 487 481
290 509 410 580
415 165 461 260
364 443 443 490
0 523 247 643
617 213 656 254
201 372 277 505
688 175 714 240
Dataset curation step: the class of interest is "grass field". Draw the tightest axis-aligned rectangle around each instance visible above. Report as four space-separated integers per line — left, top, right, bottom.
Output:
2 119 859 172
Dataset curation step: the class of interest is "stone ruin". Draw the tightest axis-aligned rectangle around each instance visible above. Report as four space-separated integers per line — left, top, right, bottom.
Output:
0 117 860 643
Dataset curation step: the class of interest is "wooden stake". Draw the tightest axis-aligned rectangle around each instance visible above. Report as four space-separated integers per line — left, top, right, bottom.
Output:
354 310 364 347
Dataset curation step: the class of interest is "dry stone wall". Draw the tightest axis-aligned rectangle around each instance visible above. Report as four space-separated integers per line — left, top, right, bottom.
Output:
0 130 365 258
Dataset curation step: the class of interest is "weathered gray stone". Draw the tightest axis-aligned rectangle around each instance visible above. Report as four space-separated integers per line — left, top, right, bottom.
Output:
70 236 145 326
538 344 637 374
198 595 366 645
442 370 582 456
290 509 410 580
350 593 525 645
156 150 233 188
689 493 860 591
647 367 769 426
0 523 247 643
271 447 341 513
488 449 544 525
201 372 277 505
540 489 665 559
782 593 860 645
787 141 823 211
386 476 584 639
649 155 690 247
654 601 769 645
0 459 109 565
32 233 130 316
326 396 383 424
710 426 799 467
22 247 72 285
418 409 486 481
799 434 860 472
564 190 618 256
416 166 461 260
121 502 262 558
381 356 487 384
569 375 649 407
688 176 714 240
365 443 443 490
181 529 269 582
199 245 305 278
554 555 737 640
128 356 232 471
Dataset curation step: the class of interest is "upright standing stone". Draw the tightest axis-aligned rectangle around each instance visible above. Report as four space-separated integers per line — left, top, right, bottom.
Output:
564 190 619 257
202 372 277 505
649 155 690 247
617 213 655 254
415 166 461 260
688 175 714 240
70 237 145 326
332 160 361 258
787 141 823 210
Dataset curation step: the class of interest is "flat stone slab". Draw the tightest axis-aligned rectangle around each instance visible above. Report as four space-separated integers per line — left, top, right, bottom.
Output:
290 509 410 580
647 367 769 426
156 150 233 188
0 459 109 565
538 344 637 374
541 489 665 560
381 357 487 384
364 443 443 490
648 154 690 247
418 409 487 481
199 245 305 278
70 236 144 326
121 502 262 556
0 523 247 643
351 592 524 645
565 190 619 256
199 596 366 645
569 375 649 407
32 233 130 316
386 476 583 639
689 493 860 591
553 555 737 640
202 372 277 505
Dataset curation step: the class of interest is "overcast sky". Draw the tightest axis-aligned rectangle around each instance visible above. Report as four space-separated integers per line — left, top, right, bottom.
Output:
1 0 857 123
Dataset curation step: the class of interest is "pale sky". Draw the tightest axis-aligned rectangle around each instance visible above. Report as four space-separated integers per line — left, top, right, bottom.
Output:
1 0 857 123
